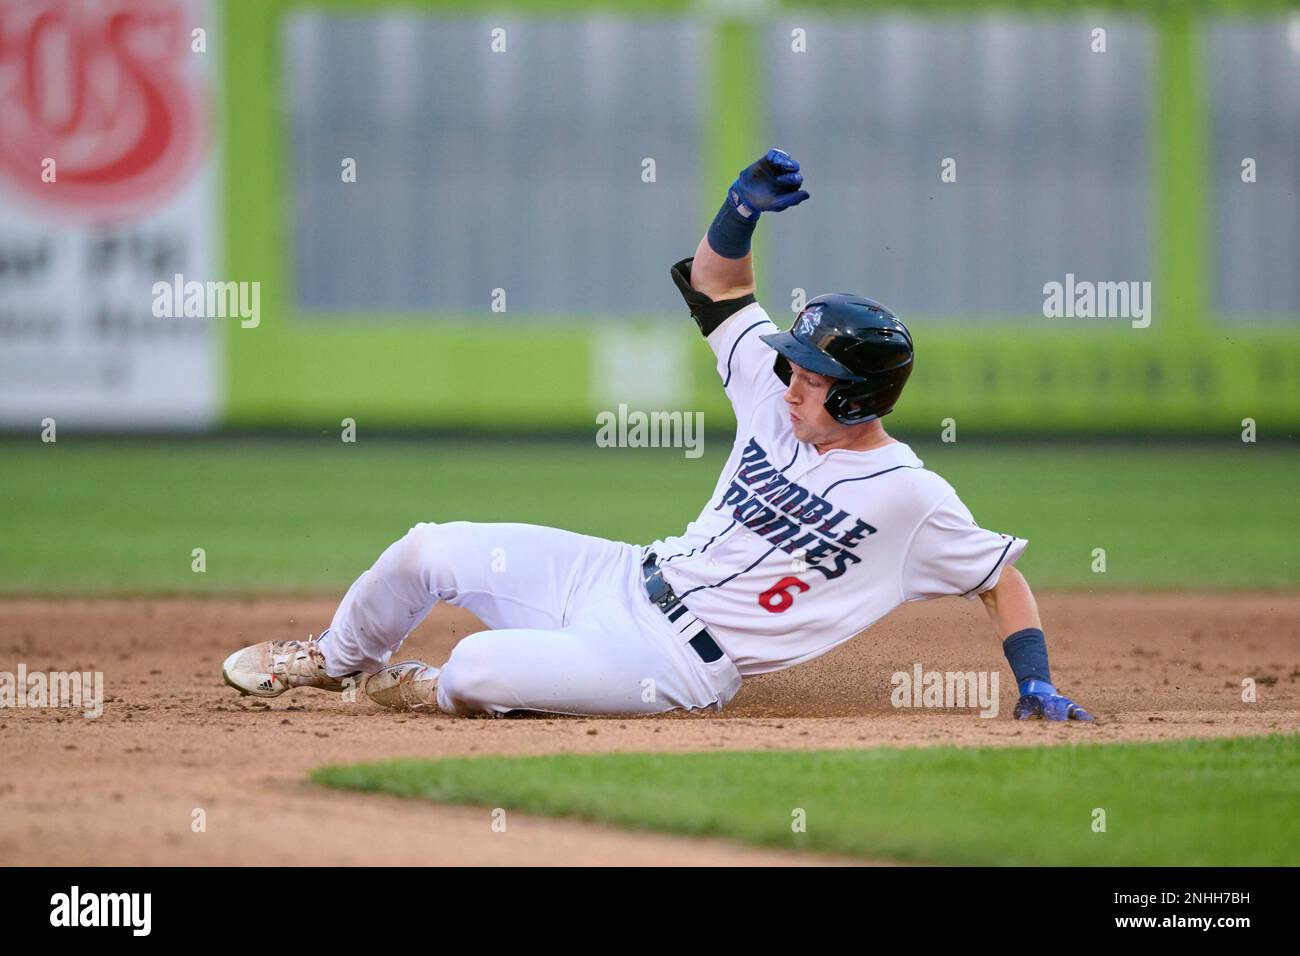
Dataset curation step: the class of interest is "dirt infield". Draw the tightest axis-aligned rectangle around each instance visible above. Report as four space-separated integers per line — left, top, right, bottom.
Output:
2 592 1297 866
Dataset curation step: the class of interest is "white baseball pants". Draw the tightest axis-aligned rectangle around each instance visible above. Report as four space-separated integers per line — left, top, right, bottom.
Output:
317 522 743 717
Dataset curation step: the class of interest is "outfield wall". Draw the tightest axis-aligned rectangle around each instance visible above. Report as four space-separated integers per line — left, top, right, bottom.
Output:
208 0 1291 435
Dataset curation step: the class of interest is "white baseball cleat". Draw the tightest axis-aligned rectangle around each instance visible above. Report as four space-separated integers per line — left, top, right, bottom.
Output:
365 660 441 712
222 633 360 698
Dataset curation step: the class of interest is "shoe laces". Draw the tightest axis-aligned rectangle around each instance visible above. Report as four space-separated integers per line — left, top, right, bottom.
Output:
395 666 435 710
270 636 326 680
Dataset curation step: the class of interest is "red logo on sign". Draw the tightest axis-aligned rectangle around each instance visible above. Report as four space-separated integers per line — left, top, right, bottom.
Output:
0 0 209 217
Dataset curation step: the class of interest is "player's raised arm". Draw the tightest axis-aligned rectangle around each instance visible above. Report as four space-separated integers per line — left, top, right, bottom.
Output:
666 148 811 426
687 147 810 301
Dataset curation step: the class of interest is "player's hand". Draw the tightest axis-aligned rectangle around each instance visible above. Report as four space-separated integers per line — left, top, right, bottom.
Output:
728 148 810 218
1013 678 1094 721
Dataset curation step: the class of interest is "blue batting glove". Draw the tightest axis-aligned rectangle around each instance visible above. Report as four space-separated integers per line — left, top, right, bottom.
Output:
727 148 811 219
1014 678 1095 721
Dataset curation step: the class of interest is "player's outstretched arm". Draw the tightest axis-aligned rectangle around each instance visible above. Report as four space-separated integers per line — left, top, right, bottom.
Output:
978 565 1041 635
979 566 1095 721
689 147 810 301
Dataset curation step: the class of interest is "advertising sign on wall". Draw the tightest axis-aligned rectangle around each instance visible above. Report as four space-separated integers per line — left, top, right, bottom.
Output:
0 0 220 429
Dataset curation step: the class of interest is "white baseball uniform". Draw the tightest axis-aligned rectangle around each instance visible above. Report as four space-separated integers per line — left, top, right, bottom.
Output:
317 300 1024 717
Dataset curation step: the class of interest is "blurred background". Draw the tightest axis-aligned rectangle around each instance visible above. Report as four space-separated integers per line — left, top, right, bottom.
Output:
0 0 1296 595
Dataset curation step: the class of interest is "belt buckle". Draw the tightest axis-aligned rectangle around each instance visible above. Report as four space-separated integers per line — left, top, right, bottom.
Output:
649 575 679 613
642 554 679 613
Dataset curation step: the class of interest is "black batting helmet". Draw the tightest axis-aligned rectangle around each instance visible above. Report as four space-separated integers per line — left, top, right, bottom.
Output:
761 294 913 425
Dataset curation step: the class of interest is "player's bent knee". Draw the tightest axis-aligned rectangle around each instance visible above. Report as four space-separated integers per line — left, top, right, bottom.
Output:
389 521 471 585
438 632 512 715
374 523 435 586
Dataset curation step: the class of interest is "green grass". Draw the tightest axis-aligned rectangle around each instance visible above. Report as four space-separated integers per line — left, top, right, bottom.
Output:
313 734 1300 866
0 438 1295 593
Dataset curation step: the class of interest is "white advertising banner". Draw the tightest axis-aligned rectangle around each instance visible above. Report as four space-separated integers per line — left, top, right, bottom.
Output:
0 0 220 429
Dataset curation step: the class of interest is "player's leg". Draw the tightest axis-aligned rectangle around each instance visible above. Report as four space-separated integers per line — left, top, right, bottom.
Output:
318 521 628 676
438 627 680 716
378 603 738 717
221 521 628 696
366 580 745 717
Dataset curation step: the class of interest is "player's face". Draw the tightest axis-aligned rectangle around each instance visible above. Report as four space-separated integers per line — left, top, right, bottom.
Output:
783 360 847 444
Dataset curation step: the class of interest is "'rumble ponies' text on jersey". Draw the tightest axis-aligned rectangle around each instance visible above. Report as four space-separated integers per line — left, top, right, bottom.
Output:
648 302 1027 677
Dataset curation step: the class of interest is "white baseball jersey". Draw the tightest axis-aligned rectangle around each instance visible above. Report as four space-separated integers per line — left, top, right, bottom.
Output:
317 296 1024 718
648 301 1027 677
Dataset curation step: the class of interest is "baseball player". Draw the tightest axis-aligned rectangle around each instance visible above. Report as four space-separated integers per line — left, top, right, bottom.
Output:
222 148 1093 722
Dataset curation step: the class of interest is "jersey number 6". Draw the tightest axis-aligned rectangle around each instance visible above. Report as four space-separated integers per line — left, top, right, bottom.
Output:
758 576 810 613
